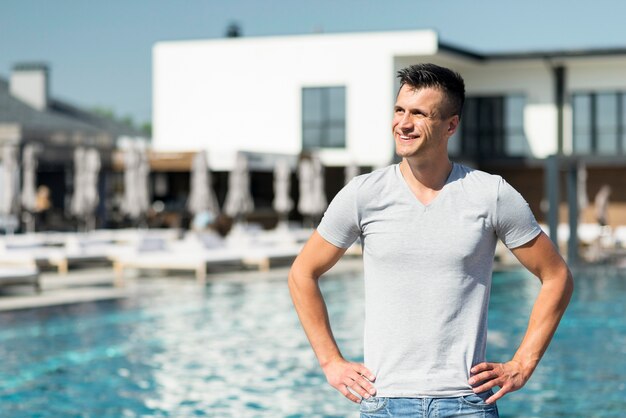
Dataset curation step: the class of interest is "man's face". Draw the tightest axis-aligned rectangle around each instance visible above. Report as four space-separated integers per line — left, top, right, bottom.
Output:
392 85 459 160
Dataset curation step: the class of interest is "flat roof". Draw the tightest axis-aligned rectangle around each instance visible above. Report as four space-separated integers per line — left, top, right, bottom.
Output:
154 29 626 62
439 41 626 61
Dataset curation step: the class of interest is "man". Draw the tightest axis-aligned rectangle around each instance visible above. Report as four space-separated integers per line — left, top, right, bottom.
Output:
288 63 573 417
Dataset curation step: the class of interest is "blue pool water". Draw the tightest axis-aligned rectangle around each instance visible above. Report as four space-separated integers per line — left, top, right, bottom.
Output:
0 266 625 417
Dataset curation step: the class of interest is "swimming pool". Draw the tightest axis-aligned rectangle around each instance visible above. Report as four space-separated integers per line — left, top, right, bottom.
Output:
0 264 625 417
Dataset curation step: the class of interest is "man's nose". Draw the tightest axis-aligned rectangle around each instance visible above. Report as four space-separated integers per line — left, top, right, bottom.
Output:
399 114 412 130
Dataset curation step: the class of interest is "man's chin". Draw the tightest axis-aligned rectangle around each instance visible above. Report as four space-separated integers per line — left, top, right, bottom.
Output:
395 147 416 158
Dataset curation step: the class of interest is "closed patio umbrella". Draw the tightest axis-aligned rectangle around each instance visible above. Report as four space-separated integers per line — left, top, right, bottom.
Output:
20 144 39 232
273 158 293 223
224 153 254 222
70 147 86 218
84 148 101 229
135 146 151 218
297 159 314 218
0 145 19 233
298 154 326 224
71 147 100 230
122 144 151 221
21 144 38 212
121 147 138 219
595 185 611 227
188 150 220 223
311 155 327 216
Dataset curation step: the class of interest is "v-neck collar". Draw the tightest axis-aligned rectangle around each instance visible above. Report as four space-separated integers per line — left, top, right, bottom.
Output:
395 162 457 209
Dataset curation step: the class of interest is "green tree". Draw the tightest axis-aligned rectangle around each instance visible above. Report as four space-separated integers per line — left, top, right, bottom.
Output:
141 122 152 137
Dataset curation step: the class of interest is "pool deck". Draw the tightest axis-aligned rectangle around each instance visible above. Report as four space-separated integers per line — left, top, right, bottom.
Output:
0 254 526 313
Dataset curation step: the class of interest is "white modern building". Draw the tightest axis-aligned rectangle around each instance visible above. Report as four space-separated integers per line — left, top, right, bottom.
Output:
153 29 626 225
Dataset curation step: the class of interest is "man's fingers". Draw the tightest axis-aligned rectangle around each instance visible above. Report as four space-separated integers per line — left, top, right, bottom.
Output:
470 362 495 374
469 370 498 386
343 374 374 399
338 385 361 403
355 363 376 382
471 379 499 394
360 377 377 396
486 388 507 404
347 380 371 399
350 370 377 395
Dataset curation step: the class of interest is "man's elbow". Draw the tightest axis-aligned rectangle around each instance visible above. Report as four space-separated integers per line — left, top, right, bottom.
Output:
287 263 300 291
288 257 317 291
564 267 574 299
287 261 299 289
556 263 574 306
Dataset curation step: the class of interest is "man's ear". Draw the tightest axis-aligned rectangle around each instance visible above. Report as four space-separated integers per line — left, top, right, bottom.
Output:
447 115 460 136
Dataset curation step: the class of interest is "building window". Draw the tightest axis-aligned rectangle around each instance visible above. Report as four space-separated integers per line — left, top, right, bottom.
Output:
455 95 527 159
302 86 346 149
504 96 527 155
572 92 626 155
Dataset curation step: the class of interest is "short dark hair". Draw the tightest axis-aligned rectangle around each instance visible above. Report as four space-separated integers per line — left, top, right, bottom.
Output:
397 63 465 118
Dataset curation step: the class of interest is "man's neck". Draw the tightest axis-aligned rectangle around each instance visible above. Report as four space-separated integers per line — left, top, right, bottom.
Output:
400 157 453 192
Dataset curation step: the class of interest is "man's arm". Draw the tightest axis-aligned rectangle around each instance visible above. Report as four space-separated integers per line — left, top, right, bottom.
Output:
469 231 574 404
288 231 376 403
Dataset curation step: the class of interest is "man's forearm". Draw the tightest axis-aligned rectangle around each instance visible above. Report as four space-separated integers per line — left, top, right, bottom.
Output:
288 268 343 366
289 264 377 403
512 267 574 378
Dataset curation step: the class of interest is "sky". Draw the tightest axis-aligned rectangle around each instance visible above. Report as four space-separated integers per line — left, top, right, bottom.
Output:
2 0 626 126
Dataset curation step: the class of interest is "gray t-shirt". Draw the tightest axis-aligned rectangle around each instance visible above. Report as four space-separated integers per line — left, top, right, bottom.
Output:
317 162 541 397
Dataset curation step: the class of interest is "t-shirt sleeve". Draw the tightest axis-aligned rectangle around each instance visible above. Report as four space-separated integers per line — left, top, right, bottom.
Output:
316 178 361 249
495 178 542 249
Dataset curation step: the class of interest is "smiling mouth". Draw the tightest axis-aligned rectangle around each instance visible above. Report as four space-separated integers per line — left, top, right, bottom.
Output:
397 134 417 141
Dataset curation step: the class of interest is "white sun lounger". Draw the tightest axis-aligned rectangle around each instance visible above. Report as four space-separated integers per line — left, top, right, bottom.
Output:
111 242 304 287
0 266 40 293
0 243 118 275
112 248 245 286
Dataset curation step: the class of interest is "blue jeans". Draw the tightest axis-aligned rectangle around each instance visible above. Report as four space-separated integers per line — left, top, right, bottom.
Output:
360 391 499 417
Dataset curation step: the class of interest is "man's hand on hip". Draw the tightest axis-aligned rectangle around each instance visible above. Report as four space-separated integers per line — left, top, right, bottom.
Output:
469 360 529 404
322 358 377 403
